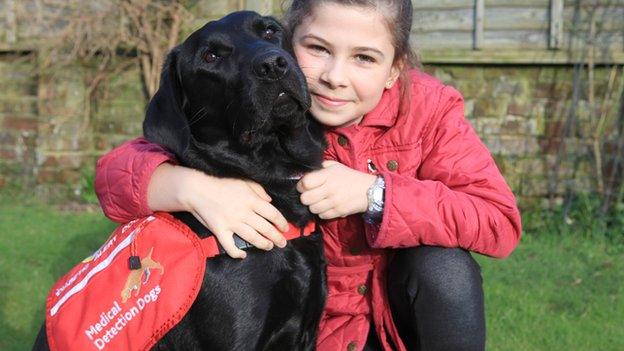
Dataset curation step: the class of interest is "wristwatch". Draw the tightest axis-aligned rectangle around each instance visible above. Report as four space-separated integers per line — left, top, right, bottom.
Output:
363 176 385 224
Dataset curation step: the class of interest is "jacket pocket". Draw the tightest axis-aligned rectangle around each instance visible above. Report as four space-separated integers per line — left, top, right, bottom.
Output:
323 264 374 316
367 140 422 177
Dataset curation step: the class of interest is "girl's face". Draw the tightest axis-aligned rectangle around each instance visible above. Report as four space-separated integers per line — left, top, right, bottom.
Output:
292 3 401 128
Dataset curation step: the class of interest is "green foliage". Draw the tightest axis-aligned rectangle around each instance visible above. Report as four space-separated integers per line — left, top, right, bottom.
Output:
522 193 624 245
0 161 31 193
78 167 99 204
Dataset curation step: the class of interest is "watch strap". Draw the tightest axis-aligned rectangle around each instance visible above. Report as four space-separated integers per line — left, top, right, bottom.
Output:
364 176 385 223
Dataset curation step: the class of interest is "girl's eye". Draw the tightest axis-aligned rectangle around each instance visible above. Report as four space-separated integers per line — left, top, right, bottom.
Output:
203 51 220 63
262 27 277 40
355 54 376 63
309 45 328 53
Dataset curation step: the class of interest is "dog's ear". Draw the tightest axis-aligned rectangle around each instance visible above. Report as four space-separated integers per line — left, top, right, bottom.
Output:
143 48 190 157
280 118 327 169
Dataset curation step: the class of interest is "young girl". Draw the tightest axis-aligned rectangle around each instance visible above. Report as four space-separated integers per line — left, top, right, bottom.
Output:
95 1 522 350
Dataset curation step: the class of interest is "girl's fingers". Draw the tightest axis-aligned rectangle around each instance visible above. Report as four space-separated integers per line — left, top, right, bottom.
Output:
189 209 211 229
297 172 326 193
299 185 327 206
253 200 289 232
246 215 287 248
213 230 247 259
233 224 274 251
318 209 340 220
191 209 252 258
247 181 272 202
308 198 334 215
184 178 291 256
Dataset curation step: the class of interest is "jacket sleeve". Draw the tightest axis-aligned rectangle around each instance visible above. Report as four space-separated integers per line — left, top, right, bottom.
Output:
95 137 176 223
365 87 522 258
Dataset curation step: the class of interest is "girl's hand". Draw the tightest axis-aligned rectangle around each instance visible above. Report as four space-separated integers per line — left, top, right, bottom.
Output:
148 163 289 259
296 161 377 220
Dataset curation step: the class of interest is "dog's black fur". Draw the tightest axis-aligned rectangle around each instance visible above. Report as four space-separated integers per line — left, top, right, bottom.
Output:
33 11 327 351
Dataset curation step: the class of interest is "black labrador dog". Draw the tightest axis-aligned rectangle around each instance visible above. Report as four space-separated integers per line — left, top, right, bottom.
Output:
33 11 327 351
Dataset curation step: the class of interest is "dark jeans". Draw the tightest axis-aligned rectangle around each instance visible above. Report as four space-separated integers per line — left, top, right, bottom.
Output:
364 246 485 351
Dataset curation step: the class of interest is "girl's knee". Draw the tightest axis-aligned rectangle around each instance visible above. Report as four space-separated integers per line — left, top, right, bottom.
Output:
387 246 486 350
388 246 483 305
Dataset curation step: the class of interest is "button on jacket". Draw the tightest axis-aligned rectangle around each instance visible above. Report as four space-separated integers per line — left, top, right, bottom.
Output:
95 70 522 351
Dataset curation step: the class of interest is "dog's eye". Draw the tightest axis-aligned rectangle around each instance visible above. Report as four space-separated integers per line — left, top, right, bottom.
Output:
203 51 220 63
262 27 277 40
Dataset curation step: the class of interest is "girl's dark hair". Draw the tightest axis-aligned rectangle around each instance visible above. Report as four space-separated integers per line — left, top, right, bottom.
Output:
283 0 418 113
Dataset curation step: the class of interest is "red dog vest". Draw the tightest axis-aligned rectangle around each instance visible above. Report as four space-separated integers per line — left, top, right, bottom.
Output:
45 212 315 351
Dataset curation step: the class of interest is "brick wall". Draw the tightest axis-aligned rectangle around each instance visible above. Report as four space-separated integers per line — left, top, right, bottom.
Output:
0 1 622 204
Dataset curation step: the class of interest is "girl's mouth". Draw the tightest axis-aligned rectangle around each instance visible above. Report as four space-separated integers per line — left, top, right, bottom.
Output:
312 93 350 107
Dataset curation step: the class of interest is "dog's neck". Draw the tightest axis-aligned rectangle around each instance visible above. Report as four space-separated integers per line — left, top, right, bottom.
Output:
174 121 325 229
182 136 311 184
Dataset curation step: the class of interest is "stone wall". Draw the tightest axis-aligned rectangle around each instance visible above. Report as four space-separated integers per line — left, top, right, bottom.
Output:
0 54 38 189
423 64 623 205
0 1 623 205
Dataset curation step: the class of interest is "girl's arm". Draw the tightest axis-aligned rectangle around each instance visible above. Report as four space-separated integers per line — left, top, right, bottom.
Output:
297 86 521 258
366 86 521 258
95 137 173 222
94 137 289 258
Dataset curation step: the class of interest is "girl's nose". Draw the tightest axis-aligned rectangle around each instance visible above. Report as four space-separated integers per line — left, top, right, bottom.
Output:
320 59 348 88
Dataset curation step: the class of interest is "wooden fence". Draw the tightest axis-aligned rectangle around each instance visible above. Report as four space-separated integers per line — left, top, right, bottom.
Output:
2 0 622 64
412 0 624 64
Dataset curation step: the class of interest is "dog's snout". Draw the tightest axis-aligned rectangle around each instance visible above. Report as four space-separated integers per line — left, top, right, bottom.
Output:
253 52 290 80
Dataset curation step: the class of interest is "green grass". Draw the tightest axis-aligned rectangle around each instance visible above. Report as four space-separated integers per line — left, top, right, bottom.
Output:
0 193 622 350
0 195 116 351
476 234 623 350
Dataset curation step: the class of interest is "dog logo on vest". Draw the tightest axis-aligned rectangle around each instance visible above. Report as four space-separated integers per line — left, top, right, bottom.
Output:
120 247 164 303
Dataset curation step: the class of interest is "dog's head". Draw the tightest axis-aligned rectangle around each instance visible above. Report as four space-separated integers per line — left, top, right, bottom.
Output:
144 11 322 174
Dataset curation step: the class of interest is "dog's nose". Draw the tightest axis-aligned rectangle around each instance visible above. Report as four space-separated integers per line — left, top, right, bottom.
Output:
253 52 290 80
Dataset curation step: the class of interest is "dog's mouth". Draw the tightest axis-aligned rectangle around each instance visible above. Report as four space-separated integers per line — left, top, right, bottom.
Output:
285 172 304 181
271 90 305 116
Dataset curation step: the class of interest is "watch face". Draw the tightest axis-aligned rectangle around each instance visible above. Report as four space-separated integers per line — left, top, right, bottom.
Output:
367 177 385 213
373 187 384 204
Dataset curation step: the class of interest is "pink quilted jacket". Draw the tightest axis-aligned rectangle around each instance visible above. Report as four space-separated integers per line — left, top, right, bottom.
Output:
95 70 522 351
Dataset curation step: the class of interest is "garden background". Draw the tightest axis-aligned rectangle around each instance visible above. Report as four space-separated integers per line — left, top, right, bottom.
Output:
0 0 623 350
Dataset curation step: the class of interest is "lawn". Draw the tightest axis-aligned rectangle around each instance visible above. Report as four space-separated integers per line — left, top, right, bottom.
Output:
1 194 622 350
